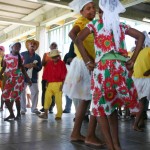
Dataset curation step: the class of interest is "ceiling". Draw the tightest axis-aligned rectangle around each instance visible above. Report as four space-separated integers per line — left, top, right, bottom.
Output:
0 0 150 43
39 0 150 21
0 0 43 31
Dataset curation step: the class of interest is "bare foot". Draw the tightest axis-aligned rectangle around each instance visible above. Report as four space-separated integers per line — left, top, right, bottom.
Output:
70 134 85 142
85 136 105 147
133 126 143 132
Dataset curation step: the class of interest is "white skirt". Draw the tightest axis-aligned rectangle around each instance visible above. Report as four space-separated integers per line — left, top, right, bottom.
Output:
63 57 91 100
132 77 150 100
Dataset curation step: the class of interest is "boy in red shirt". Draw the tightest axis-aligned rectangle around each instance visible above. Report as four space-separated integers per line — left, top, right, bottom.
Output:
39 49 67 120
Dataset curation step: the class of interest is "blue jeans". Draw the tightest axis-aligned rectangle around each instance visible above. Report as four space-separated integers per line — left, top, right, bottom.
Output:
64 95 72 112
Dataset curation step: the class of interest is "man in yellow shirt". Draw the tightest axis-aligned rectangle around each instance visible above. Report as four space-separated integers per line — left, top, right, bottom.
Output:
132 31 150 131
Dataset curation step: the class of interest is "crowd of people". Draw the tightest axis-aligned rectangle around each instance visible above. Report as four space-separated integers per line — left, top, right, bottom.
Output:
0 0 150 150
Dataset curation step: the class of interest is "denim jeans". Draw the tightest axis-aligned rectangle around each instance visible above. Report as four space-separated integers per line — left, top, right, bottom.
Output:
64 95 72 112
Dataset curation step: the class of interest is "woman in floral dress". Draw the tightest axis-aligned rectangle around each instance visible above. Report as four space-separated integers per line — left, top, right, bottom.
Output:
75 0 145 150
63 0 104 147
0 42 31 121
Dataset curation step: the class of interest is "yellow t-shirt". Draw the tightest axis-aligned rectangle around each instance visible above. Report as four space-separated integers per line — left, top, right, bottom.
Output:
73 16 95 60
133 47 150 78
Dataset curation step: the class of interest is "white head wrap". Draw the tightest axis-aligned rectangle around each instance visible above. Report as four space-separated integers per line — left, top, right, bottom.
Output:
99 0 126 50
9 42 21 52
143 31 150 47
69 0 93 13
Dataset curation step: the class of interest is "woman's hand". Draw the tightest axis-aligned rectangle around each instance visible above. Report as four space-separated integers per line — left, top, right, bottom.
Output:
86 61 95 72
28 80 32 86
26 77 32 86
143 70 150 76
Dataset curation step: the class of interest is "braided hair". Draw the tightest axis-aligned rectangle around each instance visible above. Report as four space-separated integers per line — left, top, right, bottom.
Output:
18 53 23 69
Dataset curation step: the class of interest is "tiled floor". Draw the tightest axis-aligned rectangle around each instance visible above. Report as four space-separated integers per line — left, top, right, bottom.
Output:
0 108 150 150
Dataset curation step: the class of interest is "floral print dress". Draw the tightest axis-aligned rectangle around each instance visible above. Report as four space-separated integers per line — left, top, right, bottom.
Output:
87 19 139 116
2 54 24 102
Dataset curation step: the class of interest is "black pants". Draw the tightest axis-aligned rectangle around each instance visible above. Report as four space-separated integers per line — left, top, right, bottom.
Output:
41 80 55 111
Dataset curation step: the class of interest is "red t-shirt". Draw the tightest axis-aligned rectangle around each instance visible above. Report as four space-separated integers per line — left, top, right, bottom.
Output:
43 59 67 82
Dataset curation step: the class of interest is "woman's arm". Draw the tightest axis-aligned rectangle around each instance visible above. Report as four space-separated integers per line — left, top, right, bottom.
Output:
0 60 6 80
143 69 150 76
126 28 145 70
69 25 80 43
76 27 95 71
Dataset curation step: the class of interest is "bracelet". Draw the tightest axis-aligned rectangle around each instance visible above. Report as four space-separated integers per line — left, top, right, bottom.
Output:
85 61 91 66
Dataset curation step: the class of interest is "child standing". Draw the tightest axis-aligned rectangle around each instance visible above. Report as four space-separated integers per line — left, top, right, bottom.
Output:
40 42 58 113
0 42 31 121
75 0 145 150
39 49 67 120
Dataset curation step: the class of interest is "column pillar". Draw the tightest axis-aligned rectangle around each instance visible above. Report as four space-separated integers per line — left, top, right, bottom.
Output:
34 15 47 109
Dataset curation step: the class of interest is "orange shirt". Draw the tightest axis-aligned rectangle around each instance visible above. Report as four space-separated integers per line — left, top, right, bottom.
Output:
42 52 51 79
42 52 51 65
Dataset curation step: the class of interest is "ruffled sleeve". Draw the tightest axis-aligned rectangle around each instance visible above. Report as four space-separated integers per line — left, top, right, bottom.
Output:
120 22 130 33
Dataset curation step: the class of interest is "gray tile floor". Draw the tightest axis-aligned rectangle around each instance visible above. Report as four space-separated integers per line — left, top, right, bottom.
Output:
0 108 150 150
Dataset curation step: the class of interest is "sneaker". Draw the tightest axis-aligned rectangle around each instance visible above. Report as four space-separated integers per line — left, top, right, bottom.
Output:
55 117 61 120
40 108 45 112
4 115 15 121
63 110 70 113
32 110 41 115
38 113 48 119
49 110 53 114
21 111 26 115
14 115 21 120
